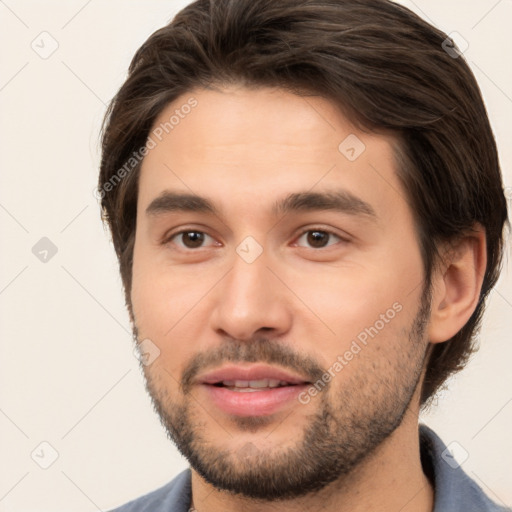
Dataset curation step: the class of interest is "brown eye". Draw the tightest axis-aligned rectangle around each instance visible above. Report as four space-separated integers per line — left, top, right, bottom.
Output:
297 229 341 249
307 231 329 248
181 231 205 248
169 230 214 249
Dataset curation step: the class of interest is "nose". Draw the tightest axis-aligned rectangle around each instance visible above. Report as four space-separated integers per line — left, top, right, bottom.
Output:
209 249 293 341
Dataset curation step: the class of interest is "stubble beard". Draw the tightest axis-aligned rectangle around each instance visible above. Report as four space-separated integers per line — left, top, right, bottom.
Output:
136 294 430 501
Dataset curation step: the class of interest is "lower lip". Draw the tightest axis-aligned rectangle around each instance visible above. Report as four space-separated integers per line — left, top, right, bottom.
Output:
201 384 309 416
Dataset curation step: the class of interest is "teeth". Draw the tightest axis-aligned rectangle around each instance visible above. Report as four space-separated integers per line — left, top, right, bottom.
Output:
221 379 289 389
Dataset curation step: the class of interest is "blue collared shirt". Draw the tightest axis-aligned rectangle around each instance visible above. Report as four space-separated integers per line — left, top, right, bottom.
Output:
109 425 510 511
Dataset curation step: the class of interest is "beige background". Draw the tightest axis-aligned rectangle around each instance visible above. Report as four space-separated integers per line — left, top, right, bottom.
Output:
0 0 511 510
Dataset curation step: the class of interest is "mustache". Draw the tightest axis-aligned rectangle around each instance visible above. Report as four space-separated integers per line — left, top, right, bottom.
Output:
181 337 327 393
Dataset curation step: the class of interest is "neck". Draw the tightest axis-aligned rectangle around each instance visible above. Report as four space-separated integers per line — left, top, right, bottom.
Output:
190 410 434 512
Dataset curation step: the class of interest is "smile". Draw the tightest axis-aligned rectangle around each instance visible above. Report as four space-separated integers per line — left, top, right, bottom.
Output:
213 379 295 391
197 365 312 416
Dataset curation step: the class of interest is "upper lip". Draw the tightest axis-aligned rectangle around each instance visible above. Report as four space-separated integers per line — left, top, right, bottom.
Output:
198 364 311 385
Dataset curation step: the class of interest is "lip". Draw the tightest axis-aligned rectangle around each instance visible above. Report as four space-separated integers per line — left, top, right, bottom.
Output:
197 364 312 417
198 363 311 386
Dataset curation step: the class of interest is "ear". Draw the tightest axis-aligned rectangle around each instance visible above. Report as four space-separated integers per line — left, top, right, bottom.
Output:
428 225 487 344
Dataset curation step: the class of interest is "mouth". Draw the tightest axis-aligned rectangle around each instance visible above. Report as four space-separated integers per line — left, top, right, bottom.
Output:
210 378 301 392
198 364 312 416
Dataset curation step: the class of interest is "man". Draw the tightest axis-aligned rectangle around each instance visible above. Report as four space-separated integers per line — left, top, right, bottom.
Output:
98 0 509 510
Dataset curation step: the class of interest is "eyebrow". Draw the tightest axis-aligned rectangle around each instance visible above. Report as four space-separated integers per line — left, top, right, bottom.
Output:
146 192 217 216
273 190 376 219
145 190 377 220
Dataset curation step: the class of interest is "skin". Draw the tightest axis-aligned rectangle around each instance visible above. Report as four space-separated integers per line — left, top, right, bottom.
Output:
130 86 486 512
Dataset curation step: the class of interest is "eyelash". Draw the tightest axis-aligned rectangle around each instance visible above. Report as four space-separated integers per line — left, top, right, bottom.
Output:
163 227 347 251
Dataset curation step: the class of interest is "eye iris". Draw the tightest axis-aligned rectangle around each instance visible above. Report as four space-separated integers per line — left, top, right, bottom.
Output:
183 231 204 248
307 230 329 248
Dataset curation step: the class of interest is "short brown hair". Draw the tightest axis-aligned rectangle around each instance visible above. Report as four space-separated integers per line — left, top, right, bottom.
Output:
98 0 508 405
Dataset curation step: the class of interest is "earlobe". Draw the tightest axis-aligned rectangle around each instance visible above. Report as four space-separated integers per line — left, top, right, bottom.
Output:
428 226 487 344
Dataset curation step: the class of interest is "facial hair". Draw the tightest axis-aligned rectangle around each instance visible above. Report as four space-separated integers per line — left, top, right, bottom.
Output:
135 292 431 501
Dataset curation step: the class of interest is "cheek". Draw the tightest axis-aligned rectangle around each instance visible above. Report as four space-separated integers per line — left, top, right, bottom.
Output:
131 244 229 381
131 246 193 374
287 258 421 366
289 267 401 331
132 237 193 331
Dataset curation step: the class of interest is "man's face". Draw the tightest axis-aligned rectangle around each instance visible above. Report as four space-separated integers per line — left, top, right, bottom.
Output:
131 86 430 499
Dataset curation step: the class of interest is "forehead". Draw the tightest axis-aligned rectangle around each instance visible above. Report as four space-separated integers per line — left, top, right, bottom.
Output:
137 86 405 223
145 86 371 161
